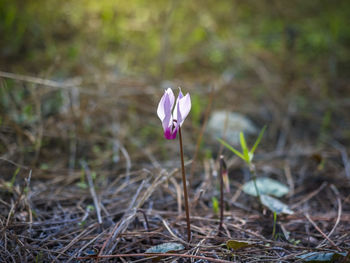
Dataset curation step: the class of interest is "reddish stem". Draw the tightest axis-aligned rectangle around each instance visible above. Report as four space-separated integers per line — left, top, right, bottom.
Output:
178 127 191 242
219 155 225 233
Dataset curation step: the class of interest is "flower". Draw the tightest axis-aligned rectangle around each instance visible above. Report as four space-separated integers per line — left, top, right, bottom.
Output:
157 88 191 140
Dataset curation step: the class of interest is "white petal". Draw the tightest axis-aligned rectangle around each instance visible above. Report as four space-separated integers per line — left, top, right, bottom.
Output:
157 93 167 121
165 88 175 109
157 88 175 121
173 87 183 122
178 93 191 125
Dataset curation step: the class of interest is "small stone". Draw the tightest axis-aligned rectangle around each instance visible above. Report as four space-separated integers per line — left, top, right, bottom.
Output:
207 111 257 146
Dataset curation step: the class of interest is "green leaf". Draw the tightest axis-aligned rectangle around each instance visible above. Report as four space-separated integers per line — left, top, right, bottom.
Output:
243 177 289 197
260 195 294 215
10 167 20 186
296 251 347 262
239 132 250 162
217 138 245 160
87 205 95 211
226 240 253 250
250 125 267 155
77 182 88 189
145 242 184 254
40 163 49 170
212 196 219 215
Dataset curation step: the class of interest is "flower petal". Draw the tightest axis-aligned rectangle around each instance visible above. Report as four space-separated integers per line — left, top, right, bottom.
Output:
157 87 187 140
157 88 175 121
157 88 175 131
173 88 183 122
166 88 175 108
177 93 191 125
157 94 166 121
162 94 173 131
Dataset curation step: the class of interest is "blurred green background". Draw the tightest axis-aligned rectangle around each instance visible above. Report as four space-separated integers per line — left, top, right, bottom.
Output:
1 0 349 80
1 0 350 166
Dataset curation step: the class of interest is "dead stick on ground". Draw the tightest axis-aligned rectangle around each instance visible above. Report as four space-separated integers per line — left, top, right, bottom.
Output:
54 223 97 261
99 170 174 256
305 213 341 251
291 182 327 209
317 184 342 248
80 161 102 225
332 140 350 179
0 157 29 170
119 142 131 181
0 70 80 89
77 252 234 263
105 180 146 255
137 209 153 245
68 230 107 263
161 217 187 244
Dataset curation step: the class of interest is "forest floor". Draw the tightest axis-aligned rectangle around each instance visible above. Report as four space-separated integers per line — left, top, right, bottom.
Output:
0 71 349 262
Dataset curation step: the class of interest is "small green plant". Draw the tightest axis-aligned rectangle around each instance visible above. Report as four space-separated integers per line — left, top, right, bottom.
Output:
10 167 20 187
35 251 44 263
77 169 88 189
5 167 20 189
218 125 266 200
212 196 219 215
272 211 277 239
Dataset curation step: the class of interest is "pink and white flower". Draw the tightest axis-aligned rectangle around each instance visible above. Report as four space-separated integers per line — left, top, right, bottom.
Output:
157 88 191 140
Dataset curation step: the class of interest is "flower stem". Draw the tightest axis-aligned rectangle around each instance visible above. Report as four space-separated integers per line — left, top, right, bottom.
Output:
219 155 225 234
178 127 191 243
249 163 261 201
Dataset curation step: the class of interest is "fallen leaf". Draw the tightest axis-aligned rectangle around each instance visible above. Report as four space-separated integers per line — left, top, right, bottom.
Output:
243 177 289 197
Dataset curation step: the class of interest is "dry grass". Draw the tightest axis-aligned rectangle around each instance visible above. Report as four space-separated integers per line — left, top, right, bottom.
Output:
0 71 349 262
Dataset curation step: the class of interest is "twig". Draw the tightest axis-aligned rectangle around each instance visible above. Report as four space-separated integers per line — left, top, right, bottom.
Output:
332 140 350 179
24 170 33 228
161 217 187 244
77 252 235 263
99 170 174 256
0 157 29 170
80 161 102 225
106 180 147 255
137 209 153 245
68 124 77 176
284 161 294 197
54 223 97 261
291 182 327 209
127 180 146 211
0 71 81 89
305 213 341 251
120 143 131 181
317 184 342 248
67 230 107 263
169 176 182 214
